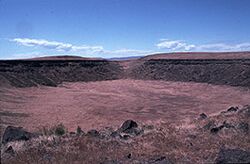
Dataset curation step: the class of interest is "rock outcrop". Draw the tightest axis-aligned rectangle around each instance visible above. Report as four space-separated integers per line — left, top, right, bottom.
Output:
2 126 34 144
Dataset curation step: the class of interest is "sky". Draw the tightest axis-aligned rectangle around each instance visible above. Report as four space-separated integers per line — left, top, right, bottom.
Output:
0 0 250 59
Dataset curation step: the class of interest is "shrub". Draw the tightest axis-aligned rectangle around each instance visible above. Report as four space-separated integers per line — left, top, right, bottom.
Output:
77 126 83 134
54 123 66 136
39 123 67 136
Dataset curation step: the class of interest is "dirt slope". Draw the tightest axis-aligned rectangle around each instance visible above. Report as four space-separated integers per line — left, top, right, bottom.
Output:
0 52 250 88
0 59 122 88
129 59 250 87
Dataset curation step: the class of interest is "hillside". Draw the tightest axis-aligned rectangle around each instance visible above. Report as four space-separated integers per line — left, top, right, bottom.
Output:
0 52 250 88
0 59 122 88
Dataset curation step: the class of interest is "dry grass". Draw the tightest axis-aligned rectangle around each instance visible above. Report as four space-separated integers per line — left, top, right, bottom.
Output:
1 106 249 163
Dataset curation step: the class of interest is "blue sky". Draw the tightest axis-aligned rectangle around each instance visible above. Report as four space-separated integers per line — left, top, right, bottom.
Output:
1 0 250 59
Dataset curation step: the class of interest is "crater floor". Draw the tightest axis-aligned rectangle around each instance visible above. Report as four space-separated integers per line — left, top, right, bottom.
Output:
1 79 250 132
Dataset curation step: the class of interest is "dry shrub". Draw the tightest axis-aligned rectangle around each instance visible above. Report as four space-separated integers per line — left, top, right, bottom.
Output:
39 123 67 136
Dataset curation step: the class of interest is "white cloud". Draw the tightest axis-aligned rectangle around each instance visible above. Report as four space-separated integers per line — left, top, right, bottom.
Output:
196 43 250 51
102 49 152 57
156 39 250 52
9 38 152 58
11 38 103 52
156 39 195 51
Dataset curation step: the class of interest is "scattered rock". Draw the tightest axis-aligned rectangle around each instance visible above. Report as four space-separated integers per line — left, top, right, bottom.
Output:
149 156 173 164
199 113 207 119
238 122 249 133
117 120 143 136
142 125 154 130
87 129 99 137
203 121 216 130
120 134 130 140
69 132 76 135
118 120 138 133
127 153 132 159
187 134 197 139
2 126 33 144
239 105 250 118
110 131 119 138
222 121 234 128
227 106 238 112
215 148 250 163
5 146 15 155
211 125 224 134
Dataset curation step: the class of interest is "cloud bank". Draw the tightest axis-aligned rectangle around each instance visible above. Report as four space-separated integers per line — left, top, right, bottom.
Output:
11 38 103 53
156 39 250 52
11 38 152 58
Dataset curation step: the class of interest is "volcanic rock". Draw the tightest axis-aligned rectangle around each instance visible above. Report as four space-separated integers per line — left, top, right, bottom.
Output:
5 146 15 155
148 156 173 164
238 122 249 133
227 106 238 112
215 148 250 163
199 113 207 119
2 126 33 144
118 120 139 134
210 125 224 134
203 121 216 130
222 121 234 128
87 129 100 137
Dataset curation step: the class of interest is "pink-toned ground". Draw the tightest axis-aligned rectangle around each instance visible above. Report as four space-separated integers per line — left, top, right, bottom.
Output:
1 79 250 132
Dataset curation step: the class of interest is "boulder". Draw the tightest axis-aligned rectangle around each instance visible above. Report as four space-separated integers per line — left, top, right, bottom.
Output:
215 148 250 163
227 106 238 112
4 146 15 155
199 113 207 119
87 129 100 137
2 126 33 144
210 125 224 134
119 120 138 132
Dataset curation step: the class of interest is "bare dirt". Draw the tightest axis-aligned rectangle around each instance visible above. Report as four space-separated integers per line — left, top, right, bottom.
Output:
1 79 250 133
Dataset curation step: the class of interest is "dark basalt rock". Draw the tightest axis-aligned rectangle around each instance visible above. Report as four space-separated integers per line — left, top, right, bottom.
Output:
203 121 216 130
5 146 15 155
110 131 119 138
118 120 138 133
120 134 130 140
211 125 224 134
239 106 250 118
215 148 250 164
227 106 238 112
2 126 33 144
127 153 132 159
222 121 234 128
199 113 207 119
148 156 173 164
87 129 100 137
238 122 249 133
